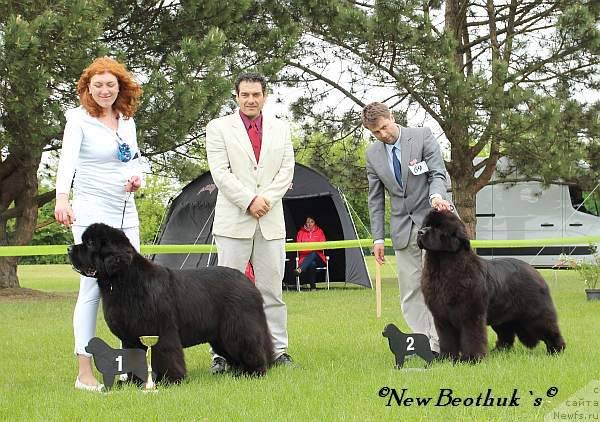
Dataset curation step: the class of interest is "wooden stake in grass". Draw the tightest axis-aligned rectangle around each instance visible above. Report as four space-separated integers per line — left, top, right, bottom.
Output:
375 260 381 318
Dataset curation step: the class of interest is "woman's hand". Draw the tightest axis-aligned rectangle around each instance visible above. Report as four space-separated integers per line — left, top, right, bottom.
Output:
54 193 74 228
125 175 142 192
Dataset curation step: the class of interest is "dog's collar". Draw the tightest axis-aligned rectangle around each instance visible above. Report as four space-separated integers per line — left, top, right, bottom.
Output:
72 266 97 278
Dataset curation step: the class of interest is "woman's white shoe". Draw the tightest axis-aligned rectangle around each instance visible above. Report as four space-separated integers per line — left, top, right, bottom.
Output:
74 377 105 392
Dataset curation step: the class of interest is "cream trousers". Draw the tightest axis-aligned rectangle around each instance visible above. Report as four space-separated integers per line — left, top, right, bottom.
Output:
214 225 288 357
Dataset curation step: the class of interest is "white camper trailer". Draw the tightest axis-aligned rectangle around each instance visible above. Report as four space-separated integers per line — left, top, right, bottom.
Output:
472 158 600 267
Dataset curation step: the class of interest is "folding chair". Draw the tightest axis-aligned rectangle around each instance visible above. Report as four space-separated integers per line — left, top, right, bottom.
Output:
294 253 330 291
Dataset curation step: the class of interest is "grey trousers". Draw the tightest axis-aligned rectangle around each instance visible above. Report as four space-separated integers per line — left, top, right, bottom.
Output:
214 225 288 357
394 223 439 353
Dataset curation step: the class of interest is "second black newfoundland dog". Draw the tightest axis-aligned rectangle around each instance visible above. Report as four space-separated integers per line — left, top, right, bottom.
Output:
416 210 565 362
68 223 273 382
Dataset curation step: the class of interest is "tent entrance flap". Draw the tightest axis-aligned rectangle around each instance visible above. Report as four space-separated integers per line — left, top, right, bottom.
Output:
282 195 345 286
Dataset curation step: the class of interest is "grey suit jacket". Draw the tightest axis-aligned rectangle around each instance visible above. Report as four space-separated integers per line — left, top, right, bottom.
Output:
366 127 448 249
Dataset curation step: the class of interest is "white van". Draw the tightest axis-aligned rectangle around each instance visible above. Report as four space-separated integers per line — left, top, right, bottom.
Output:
472 158 600 267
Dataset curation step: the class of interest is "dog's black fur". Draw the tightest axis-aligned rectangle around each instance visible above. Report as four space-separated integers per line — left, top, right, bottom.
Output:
85 337 148 390
416 210 565 362
382 324 435 368
69 223 273 382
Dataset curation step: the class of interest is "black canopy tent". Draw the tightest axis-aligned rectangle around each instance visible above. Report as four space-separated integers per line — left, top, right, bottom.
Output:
152 163 371 288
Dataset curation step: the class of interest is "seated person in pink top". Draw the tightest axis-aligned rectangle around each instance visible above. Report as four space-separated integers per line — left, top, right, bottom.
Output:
295 216 327 290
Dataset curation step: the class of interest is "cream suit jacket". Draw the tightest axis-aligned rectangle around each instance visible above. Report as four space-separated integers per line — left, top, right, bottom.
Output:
206 111 294 240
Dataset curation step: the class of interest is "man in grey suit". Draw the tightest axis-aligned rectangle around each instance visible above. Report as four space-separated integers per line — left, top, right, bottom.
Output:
363 102 453 354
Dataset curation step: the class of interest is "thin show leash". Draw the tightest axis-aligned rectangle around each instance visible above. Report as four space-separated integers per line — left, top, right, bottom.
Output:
120 191 132 230
116 132 137 231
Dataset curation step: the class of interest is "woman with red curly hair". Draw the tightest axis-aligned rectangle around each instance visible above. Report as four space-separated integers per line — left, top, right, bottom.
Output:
54 57 144 392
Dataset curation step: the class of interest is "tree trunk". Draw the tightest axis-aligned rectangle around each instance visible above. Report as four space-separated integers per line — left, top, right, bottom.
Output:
452 178 477 239
448 152 498 240
443 0 481 240
0 151 42 289
447 144 478 238
0 257 19 288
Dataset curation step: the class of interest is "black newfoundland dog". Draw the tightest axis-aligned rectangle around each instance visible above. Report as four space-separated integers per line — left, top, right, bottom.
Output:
416 210 565 362
68 223 273 382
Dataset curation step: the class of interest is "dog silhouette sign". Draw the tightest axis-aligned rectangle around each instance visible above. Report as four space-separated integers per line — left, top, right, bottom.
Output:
85 337 150 390
382 324 435 368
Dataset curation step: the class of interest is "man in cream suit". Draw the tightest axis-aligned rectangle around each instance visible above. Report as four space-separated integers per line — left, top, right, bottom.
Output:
363 102 453 354
206 73 295 372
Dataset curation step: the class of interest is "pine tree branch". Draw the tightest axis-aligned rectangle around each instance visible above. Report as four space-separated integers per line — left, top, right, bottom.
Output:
286 60 365 108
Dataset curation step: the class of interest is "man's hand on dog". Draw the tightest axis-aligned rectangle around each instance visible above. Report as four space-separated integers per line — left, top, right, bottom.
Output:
431 197 454 212
249 196 271 219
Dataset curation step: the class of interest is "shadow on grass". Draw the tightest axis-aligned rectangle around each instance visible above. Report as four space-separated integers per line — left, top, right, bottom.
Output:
0 287 75 301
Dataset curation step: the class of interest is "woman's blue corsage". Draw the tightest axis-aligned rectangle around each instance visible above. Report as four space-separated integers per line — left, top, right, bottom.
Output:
117 142 132 162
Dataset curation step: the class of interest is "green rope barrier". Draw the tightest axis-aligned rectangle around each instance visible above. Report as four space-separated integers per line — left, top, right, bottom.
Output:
1 235 599 257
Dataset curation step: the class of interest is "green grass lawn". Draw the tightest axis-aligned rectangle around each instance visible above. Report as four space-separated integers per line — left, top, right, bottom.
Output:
0 260 598 421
